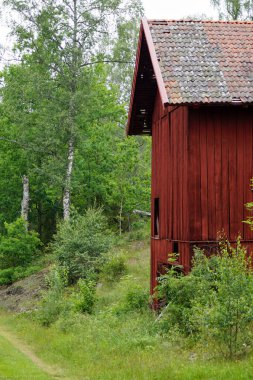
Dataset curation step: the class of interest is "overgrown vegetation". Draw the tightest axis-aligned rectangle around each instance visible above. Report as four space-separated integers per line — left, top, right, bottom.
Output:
51 207 113 284
157 238 253 358
0 218 41 285
3 238 253 380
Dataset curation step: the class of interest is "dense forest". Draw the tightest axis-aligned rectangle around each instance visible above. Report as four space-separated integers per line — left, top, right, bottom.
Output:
0 0 150 242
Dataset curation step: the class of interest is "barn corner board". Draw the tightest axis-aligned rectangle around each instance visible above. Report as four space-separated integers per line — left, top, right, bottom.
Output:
127 17 253 293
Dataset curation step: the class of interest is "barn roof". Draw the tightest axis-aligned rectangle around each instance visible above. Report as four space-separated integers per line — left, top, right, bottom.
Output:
127 18 253 135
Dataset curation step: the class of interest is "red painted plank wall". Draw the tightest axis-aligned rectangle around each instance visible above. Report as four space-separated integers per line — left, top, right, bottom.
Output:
169 104 189 242
151 92 188 242
151 92 189 289
188 106 253 242
150 96 253 293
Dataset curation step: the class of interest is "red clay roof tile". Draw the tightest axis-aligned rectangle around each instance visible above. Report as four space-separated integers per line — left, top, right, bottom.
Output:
148 19 253 104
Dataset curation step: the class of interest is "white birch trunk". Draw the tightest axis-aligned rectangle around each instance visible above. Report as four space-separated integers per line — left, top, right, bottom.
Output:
21 175 29 227
63 138 74 221
63 0 77 221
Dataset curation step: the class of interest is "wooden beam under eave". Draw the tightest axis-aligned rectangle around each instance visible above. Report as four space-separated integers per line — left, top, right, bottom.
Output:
142 17 169 107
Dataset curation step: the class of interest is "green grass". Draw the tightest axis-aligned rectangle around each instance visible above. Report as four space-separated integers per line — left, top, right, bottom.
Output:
2 310 253 380
1 236 253 379
0 335 52 380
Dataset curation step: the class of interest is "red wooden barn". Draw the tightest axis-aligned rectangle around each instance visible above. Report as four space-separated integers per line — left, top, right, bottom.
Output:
127 18 253 292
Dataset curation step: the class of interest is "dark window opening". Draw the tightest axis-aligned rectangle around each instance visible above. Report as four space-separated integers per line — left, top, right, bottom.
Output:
173 241 179 253
154 198 160 237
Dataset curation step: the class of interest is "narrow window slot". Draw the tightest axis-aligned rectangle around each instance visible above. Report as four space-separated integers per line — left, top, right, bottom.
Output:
173 241 179 253
154 198 160 237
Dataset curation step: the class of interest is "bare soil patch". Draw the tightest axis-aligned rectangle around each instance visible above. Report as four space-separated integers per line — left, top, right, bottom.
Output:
0 269 48 312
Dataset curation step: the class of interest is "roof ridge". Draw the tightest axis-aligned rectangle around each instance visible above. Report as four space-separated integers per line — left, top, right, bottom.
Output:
147 19 253 24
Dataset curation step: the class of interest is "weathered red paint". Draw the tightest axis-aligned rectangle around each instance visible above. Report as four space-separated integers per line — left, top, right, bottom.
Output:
127 19 253 294
150 92 253 291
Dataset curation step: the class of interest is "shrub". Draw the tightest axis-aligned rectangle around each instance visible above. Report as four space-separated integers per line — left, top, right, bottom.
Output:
71 279 96 314
125 284 149 311
157 239 253 358
100 251 127 283
51 208 112 284
0 218 41 269
0 265 42 286
0 268 15 285
37 266 68 326
157 269 200 336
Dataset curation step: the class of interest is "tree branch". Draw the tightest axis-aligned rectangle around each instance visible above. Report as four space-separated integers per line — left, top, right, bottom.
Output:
0 137 57 155
80 59 134 67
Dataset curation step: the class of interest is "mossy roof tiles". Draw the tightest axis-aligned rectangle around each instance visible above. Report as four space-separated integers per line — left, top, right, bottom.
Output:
148 20 253 104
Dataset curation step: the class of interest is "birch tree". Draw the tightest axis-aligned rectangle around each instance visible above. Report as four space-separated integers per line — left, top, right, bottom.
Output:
4 0 143 220
21 175 29 225
210 0 253 19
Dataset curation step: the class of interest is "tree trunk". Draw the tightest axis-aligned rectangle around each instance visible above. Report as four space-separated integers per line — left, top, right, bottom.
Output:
119 197 123 235
63 138 74 220
62 0 78 221
21 175 29 227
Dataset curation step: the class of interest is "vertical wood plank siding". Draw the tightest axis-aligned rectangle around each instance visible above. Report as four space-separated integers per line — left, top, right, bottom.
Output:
150 94 253 292
188 106 253 242
151 92 188 289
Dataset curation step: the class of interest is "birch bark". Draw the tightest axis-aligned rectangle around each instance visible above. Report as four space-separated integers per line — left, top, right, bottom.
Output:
62 0 78 221
63 138 74 220
21 175 29 226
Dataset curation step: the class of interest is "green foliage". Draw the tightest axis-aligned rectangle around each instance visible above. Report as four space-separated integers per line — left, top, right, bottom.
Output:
0 0 148 239
38 269 96 326
124 283 149 311
244 194 253 229
210 0 253 20
0 265 41 286
0 218 41 270
100 251 127 283
127 220 151 241
37 266 68 327
51 208 113 284
0 268 15 285
71 279 96 314
157 239 253 358
106 137 151 234
5 240 253 379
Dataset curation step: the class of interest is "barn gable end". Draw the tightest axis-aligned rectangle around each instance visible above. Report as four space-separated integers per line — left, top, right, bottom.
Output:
127 18 253 293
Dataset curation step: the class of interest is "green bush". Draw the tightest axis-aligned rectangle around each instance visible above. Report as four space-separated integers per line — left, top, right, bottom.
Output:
157 239 253 358
127 220 150 241
71 279 96 314
37 266 68 326
125 284 149 311
0 218 41 269
157 270 200 336
51 208 112 284
0 265 41 286
100 251 127 283
0 268 15 285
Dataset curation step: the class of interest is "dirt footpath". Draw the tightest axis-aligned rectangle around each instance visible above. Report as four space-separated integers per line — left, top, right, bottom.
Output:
0 324 68 379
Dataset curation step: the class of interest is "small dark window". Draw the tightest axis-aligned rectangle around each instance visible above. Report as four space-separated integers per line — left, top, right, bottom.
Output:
154 198 160 237
173 241 179 253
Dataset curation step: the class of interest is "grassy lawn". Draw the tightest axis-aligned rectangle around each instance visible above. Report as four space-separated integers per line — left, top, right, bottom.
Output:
2 309 253 380
0 334 53 380
1 238 253 379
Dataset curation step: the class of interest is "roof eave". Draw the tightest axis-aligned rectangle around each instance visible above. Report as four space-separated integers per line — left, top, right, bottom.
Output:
126 22 144 136
126 17 169 136
142 17 169 107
